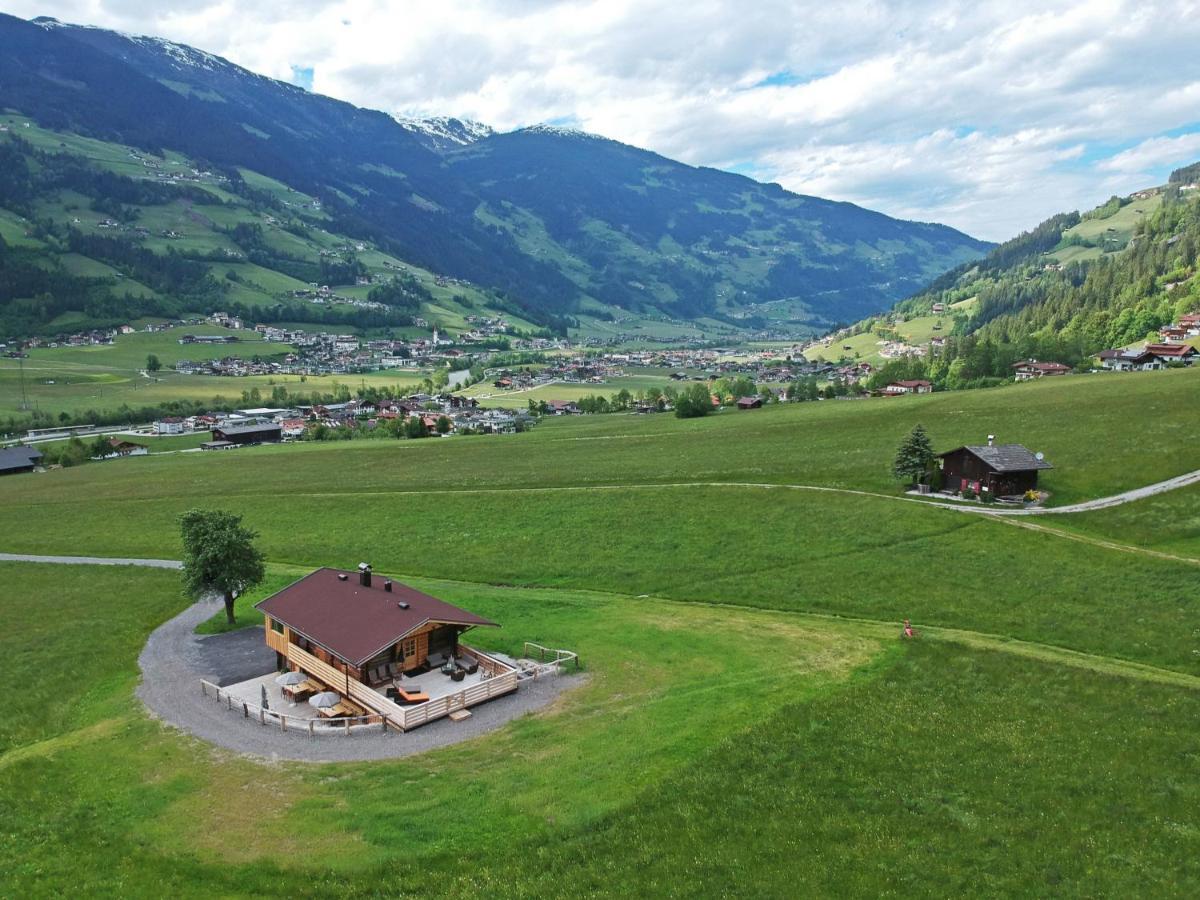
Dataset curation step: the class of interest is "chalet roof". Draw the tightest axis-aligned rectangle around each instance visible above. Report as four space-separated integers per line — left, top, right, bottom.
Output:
939 443 1053 472
213 423 282 436
0 445 43 472
255 568 497 666
1144 343 1198 357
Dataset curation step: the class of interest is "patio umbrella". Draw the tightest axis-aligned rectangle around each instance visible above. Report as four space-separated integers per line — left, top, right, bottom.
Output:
309 691 340 709
275 671 307 686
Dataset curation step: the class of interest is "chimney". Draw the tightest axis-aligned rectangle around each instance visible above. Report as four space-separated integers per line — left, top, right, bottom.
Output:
358 562 372 587
987 434 995 447
384 579 393 593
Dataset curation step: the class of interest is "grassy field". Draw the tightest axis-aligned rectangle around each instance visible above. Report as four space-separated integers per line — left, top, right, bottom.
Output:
2 357 1198 895
0 325 432 421
459 370 682 407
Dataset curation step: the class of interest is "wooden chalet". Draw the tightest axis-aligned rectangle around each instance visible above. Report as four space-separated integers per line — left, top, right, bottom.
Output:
938 440 1052 498
256 566 518 730
736 396 763 409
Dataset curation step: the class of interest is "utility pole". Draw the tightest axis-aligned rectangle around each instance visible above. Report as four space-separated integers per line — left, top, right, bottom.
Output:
17 355 30 411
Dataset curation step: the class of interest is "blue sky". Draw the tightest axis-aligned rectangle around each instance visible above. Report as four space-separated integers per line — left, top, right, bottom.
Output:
12 0 1200 240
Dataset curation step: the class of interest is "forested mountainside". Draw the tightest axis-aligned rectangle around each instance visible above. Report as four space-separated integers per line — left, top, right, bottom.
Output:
0 121 534 340
0 13 989 334
841 163 1200 390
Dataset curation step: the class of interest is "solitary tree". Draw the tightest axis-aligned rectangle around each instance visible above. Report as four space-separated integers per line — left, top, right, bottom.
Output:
893 424 935 486
179 509 265 625
146 353 162 373
435 415 452 435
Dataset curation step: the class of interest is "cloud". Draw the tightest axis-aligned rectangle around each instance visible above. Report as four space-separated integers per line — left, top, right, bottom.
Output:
9 0 1200 239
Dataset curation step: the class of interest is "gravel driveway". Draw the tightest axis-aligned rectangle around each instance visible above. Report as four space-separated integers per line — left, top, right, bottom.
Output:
137 595 582 763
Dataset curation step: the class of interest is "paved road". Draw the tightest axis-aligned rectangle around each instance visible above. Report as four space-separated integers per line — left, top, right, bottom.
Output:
0 553 182 568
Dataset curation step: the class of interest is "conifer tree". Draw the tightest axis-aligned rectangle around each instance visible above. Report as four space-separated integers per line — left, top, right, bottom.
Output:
893 424 935 485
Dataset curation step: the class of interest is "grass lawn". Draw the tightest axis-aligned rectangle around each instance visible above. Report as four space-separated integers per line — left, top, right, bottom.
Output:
2 561 1197 895
1049 481 1200 559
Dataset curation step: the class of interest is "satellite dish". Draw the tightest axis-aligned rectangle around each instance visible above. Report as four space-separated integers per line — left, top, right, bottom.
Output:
1035 452 1044 461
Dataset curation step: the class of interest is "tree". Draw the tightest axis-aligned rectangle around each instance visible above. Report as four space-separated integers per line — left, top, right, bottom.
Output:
179 509 265 625
674 383 713 419
893 424 935 486
405 415 430 439
435 415 451 435
146 353 162 373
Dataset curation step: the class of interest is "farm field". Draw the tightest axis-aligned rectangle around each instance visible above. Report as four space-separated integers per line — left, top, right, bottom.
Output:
1 359 1199 895
458 369 684 407
0 326 431 422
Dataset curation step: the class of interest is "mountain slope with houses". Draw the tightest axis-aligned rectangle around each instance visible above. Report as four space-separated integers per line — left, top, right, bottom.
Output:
818 164 1200 390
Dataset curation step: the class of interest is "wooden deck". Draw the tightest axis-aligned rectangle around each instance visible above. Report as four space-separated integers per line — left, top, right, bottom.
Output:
284 642 519 731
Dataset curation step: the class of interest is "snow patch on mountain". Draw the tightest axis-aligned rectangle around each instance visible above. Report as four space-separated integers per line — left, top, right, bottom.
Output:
396 116 495 150
517 124 604 141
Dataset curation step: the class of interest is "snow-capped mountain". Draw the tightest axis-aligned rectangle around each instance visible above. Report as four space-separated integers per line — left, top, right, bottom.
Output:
395 116 495 152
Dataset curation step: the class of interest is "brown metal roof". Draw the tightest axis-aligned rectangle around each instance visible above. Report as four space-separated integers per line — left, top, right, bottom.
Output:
255 568 497 666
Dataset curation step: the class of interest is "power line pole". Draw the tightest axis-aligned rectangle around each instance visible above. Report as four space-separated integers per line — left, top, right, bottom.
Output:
17 355 30 411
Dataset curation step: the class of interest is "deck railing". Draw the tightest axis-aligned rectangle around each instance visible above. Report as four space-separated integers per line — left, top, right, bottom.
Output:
198 679 388 736
521 642 580 676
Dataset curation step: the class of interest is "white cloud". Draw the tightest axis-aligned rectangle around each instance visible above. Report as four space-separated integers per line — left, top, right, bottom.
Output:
9 0 1200 239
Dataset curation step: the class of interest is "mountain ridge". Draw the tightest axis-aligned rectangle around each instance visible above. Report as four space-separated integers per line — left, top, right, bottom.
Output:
0 13 990 332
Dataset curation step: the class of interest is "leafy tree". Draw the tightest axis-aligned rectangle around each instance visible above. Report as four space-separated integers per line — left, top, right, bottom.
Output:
674 383 713 419
893 424 935 486
435 415 451 435
179 509 266 625
145 353 162 373
405 415 430 439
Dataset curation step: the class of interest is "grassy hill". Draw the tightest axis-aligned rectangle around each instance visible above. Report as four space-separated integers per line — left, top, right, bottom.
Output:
1 365 1199 894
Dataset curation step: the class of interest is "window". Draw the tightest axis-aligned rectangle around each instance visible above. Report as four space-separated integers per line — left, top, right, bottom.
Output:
401 638 417 658
270 618 285 635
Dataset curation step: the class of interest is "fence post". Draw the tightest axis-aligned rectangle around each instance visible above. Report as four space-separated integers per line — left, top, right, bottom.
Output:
281 714 287 733
259 706 265 725
345 717 350 736
309 720 314 738
243 702 248 718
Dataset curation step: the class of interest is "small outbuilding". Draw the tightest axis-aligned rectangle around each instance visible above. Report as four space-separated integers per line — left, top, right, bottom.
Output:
937 440 1052 498
736 396 763 409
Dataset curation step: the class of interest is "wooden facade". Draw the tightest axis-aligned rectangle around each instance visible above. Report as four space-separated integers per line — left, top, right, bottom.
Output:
940 448 1046 501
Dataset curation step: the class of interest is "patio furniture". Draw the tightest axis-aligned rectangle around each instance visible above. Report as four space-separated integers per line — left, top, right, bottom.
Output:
395 686 430 704
456 654 479 675
318 700 364 719
426 652 448 670
450 667 466 682
283 678 322 702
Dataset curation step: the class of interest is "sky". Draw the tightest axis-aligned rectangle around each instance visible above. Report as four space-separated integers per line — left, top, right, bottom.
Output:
9 0 1200 240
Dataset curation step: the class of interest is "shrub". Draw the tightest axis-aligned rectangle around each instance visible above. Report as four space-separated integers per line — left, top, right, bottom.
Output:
1024 489 1040 503
961 486 976 501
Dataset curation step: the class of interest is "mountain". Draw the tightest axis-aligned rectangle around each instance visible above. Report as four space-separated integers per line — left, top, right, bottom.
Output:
829 165 1200 390
0 13 990 333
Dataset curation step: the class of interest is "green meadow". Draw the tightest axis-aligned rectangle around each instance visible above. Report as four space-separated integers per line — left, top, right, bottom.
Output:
0 326 430 421
1 363 1198 896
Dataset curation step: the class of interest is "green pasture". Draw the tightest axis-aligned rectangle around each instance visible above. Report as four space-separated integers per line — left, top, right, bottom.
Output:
2 344 1200 894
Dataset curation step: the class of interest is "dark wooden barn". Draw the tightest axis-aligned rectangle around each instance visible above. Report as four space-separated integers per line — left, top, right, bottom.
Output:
937 442 1052 498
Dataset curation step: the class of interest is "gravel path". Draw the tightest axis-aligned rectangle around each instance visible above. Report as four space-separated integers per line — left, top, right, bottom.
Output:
974 468 1200 516
136 595 583 763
